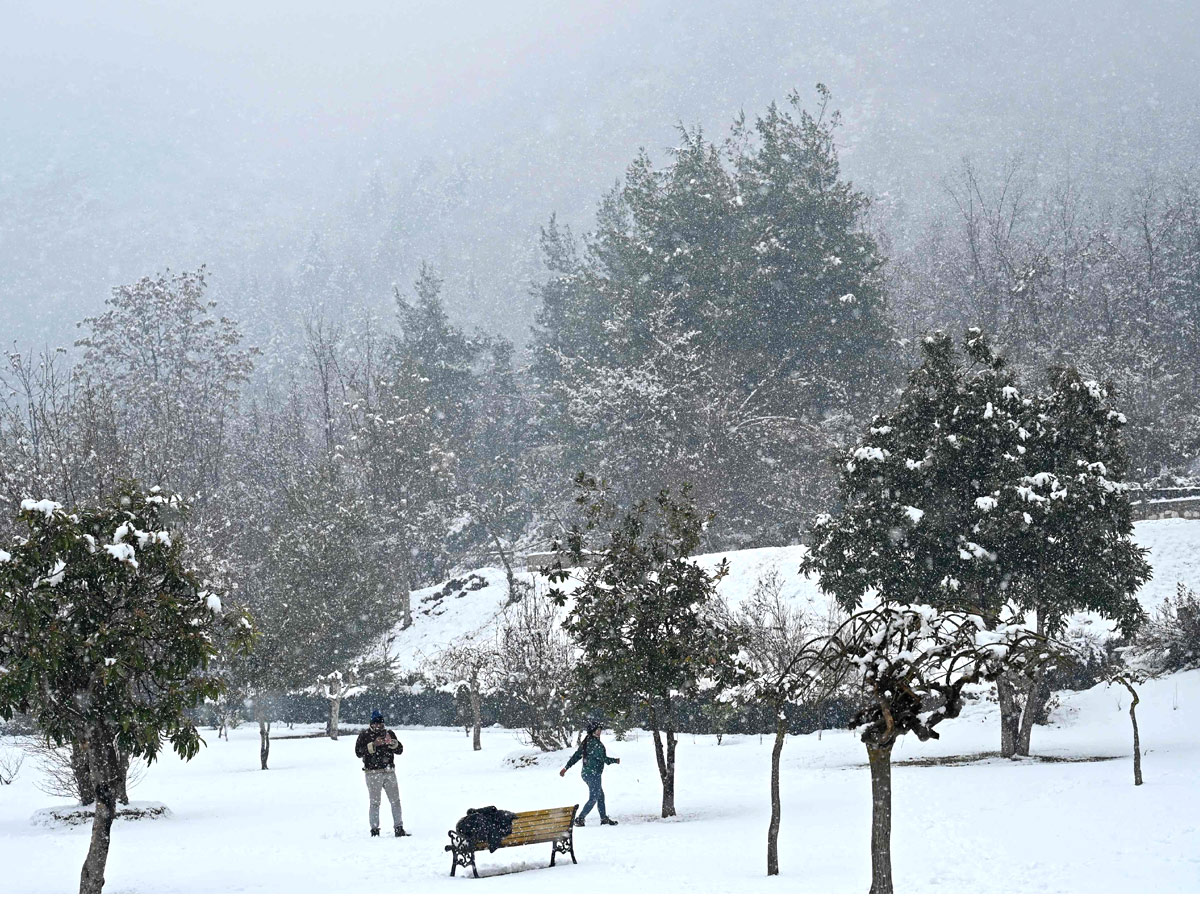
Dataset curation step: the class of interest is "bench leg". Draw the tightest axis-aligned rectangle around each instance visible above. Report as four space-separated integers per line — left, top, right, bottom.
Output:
446 831 478 878
553 835 576 866
569 804 579 863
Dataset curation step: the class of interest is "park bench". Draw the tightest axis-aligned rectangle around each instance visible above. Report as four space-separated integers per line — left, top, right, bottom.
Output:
445 804 579 878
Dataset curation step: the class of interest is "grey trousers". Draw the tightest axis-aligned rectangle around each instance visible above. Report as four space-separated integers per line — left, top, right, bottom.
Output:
365 768 403 829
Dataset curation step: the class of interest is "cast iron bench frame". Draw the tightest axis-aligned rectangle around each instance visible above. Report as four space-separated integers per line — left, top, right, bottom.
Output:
444 804 579 878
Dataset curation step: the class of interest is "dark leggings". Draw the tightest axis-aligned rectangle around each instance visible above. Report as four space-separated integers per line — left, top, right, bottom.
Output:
579 773 607 820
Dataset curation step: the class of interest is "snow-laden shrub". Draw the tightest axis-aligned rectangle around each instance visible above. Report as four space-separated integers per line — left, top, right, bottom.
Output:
1134 583 1200 674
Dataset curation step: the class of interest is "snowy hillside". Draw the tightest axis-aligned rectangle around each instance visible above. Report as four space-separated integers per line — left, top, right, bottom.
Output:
388 518 1200 674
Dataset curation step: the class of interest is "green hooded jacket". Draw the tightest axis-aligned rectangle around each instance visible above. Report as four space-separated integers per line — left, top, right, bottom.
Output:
564 735 617 779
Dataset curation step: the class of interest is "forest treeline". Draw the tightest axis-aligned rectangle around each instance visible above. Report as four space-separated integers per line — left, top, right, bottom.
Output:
2 89 1199 709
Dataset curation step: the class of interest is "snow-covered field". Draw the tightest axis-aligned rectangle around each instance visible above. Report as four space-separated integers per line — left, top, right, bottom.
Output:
1 670 1198 894
2 518 1198 894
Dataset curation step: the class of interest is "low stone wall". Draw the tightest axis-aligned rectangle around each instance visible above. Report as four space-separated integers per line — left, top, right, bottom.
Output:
1128 488 1200 521
1131 498 1200 521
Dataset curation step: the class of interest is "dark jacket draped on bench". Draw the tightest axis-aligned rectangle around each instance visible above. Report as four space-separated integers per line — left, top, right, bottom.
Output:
455 806 517 852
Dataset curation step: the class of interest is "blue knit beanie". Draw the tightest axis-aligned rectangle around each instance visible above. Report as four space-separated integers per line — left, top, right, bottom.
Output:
370 710 384 724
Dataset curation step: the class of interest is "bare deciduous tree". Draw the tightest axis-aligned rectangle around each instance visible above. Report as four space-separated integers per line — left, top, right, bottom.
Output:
730 569 849 876
820 606 1054 894
0 748 24 786
492 584 575 751
426 638 499 751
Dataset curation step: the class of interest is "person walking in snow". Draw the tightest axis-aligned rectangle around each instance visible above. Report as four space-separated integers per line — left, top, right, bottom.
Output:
559 720 620 826
355 710 409 837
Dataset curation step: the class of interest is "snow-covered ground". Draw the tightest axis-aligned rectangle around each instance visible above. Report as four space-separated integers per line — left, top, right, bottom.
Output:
1 670 1197 893
2 518 1197 893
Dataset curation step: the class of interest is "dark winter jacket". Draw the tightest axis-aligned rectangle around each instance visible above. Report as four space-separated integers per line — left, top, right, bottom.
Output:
355 727 403 770
564 735 617 780
455 806 517 853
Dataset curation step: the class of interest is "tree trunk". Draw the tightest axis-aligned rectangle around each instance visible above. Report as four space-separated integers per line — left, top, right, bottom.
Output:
259 716 271 771
997 677 1021 758
79 726 121 894
866 743 894 894
648 704 677 818
71 737 96 806
115 749 130 806
492 533 519 605
767 713 786 876
1015 667 1046 756
399 566 414 630
470 686 482 752
1126 681 1143 786
327 697 341 740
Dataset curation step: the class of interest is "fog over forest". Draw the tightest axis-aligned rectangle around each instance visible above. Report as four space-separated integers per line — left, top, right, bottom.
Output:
4 0 1198 355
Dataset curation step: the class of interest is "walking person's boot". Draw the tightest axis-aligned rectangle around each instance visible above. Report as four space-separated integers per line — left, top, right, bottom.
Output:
601 817 619 825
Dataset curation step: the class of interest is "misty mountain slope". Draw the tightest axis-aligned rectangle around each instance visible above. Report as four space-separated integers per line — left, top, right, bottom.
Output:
4 1 1198 350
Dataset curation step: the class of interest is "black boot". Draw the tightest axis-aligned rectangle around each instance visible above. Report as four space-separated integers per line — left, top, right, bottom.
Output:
370 827 380 837
574 816 586 827
395 825 410 837
601 817 619 826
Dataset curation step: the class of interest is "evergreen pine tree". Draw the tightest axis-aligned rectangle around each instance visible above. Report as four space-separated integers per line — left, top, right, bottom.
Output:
532 89 895 546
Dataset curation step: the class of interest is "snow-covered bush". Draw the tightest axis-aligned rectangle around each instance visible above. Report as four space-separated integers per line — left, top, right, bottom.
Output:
1133 583 1200 674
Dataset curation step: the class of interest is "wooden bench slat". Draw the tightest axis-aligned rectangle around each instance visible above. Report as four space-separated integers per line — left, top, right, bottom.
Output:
506 815 573 828
508 816 574 830
508 816 573 830
499 835 563 848
507 821 571 831
504 827 571 838
490 823 572 843
506 820 570 831
502 826 571 841
511 807 575 819
508 819 573 830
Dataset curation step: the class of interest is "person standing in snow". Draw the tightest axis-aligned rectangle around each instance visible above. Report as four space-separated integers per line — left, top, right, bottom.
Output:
355 710 409 837
559 720 620 826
